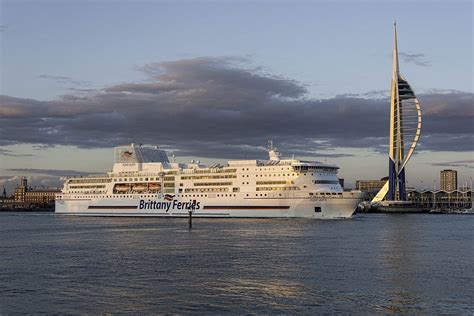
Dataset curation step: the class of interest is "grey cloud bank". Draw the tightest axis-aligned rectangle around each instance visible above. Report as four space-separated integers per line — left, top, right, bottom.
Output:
6 168 96 177
1 57 472 159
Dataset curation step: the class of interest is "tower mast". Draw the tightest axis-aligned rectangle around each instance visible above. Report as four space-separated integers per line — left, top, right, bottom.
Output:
372 22 422 203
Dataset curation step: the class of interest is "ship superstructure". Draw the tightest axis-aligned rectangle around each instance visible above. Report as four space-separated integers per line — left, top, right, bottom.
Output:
56 143 363 218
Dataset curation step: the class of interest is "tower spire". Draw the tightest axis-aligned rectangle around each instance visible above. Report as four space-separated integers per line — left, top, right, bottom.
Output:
392 20 399 76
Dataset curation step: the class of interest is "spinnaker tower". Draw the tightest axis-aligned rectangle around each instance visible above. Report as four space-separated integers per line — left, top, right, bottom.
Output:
372 22 422 203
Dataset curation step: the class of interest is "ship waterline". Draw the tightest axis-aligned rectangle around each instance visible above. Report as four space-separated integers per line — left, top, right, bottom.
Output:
55 142 363 219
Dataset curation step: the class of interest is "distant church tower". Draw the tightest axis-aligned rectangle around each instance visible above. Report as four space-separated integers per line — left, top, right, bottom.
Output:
373 22 422 202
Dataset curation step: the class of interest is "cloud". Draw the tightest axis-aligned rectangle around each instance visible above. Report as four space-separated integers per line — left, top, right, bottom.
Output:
429 160 474 169
399 52 431 67
37 74 91 86
0 57 472 158
6 168 96 177
0 24 7 32
0 176 20 195
0 148 34 157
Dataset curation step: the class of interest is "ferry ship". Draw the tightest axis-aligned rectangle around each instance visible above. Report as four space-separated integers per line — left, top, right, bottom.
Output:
55 142 363 218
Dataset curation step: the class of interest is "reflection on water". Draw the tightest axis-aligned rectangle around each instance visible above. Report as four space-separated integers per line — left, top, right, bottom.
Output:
0 213 472 314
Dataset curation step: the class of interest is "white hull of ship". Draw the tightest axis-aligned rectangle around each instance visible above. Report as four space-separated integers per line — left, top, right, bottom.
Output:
55 195 361 219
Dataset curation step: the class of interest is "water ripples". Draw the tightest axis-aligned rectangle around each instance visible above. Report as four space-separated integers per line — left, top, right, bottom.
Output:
0 213 473 314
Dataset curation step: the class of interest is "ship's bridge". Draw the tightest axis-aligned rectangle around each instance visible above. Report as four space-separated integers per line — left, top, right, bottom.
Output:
291 161 339 173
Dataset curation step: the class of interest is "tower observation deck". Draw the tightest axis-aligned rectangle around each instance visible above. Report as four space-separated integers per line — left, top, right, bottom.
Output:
372 22 422 202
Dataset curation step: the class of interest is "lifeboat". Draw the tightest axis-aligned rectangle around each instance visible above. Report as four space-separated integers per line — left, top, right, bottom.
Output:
115 185 129 192
148 183 161 189
132 183 147 191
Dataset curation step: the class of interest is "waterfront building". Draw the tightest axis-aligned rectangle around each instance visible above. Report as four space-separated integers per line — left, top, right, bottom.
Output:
356 177 388 192
0 194 15 204
407 189 471 210
355 177 388 200
24 189 61 204
373 22 422 203
14 177 28 202
440 169 457 191
13 177 60 205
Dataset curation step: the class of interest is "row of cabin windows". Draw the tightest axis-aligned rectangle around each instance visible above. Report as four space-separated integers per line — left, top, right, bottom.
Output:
68 178 111 184
113 177 158 182
70 191 106 194
241 167 292 171
110 172 332 183
314 180 340 184
193 182 233 187
256 180 293 185
295 167 336 172
192 169 237 174
69 185 106 189
66 189 341 196
64 193 277 199
239 173 332 177
113 178 173 182
67 194 243 199
256 186 300 191
240 167 335 173
64 192 341 200
241 173 296 177
254 173 334 177
181 175 237 180
183 188 228 193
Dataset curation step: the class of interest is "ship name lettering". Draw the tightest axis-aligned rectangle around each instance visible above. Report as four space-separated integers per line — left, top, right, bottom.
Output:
138 199 201 212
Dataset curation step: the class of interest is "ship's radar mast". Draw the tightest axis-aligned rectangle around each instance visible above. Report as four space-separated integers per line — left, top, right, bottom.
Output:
268 140 281 161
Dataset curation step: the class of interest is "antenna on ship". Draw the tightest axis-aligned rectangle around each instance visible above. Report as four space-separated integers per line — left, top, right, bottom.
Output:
268 139 281 161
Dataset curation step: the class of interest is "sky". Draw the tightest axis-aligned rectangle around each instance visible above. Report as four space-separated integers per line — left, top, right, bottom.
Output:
0 0 473 193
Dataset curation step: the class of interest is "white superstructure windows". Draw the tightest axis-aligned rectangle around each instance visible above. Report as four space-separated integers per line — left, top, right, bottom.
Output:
293 165 338 173
314 180 340 184
193 182 232 187
185 188 228 193
192 168 237 174
256 186 299 191
256 180 293 185
69 185 106 189
68 178 111 184
181 174 236 180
